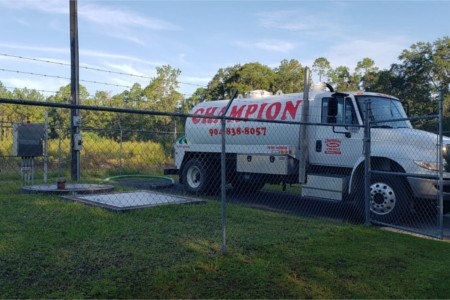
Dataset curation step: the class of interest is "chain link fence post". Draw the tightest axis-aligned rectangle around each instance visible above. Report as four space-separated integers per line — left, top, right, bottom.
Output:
44 111 48 183
57 121 62 178
118 121 123 176
220 90 238 254
364 99 372 225
220 113 227 254
438 85 444 239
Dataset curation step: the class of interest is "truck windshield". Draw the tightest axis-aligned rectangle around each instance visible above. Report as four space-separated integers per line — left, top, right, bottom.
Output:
356 96 411 129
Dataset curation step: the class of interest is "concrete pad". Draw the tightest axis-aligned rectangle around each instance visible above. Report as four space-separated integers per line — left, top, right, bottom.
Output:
22 183 114 194
62 190 205 211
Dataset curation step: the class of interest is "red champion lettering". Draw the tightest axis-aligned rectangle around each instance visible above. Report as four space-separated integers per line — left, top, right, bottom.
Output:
191 99 302 125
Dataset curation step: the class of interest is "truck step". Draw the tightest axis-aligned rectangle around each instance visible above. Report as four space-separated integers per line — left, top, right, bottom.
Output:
301 174 349 201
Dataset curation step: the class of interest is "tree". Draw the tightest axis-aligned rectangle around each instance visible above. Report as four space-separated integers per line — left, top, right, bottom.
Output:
0 83 16 140
82 91 116 135
205 63 277 100
399 38 449 92
45 84 90 138
365 37 449 118
139 65 184 140
225 62 276 95
385 38 448 116
355 58 379 89
355 58 378 78
204 66 236 100
433 37 450 90
274 59 304 93
312 57 331 82
329 66 355 90
144 65 184 113
185 87 207 111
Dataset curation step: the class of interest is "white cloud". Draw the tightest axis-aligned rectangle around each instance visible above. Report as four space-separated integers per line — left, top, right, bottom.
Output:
0 0 67 14
3 77 68 94
0 0 176 30
181 76 211 84
0 0 177 45
257 10 347 39
0 43 164 67
236 39 295 53
0 43 68 54
103 63 151 78
81 49 164 66
325 37 412 70
109 77 140 89
80 3 177 31
259 11 311 31
15 18 31 27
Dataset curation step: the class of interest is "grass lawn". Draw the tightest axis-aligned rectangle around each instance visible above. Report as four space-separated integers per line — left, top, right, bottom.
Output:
1 186 450 298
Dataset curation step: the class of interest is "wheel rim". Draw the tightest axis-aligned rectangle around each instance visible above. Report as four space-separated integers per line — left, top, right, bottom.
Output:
369 182 396 215
186 166 202 189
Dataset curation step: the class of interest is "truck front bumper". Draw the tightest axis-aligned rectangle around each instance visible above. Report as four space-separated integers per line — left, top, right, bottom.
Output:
407 176 450 202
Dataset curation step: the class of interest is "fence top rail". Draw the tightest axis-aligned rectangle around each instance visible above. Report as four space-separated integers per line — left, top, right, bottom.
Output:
0 97 366 128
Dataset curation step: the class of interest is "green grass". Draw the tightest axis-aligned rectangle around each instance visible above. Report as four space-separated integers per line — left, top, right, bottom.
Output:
1 189 450 298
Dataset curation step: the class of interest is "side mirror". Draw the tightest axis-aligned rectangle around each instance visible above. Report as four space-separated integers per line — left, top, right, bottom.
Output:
328 97 338 117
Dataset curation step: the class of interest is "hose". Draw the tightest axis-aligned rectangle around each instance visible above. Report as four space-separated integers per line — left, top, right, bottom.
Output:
102 174 175 184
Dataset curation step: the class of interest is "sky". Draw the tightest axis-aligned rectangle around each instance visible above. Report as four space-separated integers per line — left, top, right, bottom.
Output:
0 0 449 100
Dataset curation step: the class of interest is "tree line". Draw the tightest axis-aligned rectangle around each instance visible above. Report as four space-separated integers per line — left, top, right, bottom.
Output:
189 37 449 119
0 36 448 141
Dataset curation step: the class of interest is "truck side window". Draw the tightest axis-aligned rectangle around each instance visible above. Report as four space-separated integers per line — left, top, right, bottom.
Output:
322 97 357 125
344 97 357 125
322 97 343 124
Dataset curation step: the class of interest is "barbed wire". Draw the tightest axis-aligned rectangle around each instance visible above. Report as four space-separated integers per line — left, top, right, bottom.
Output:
4 86 59 95
0 52 206 87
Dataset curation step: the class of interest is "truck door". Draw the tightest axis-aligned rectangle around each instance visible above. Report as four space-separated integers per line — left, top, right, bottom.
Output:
309 95 363 168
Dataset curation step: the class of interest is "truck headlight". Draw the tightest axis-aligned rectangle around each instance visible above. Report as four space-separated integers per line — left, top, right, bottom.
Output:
414 160 440 171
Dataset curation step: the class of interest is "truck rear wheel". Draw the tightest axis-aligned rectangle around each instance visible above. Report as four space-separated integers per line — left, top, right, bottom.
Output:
182 159 219 194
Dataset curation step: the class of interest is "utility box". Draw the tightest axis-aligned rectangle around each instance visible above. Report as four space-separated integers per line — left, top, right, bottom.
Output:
237 154 298 175
13 123 45 157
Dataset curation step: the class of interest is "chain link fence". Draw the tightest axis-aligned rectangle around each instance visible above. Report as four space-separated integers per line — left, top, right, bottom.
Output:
1 93 449 297
0 92 447 257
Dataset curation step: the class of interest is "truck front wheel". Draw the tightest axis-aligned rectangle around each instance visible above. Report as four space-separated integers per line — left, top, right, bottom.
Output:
182 159 219 194
367 176 411 222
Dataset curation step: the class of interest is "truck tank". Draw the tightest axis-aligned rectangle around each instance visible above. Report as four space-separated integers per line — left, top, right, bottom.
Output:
185 93 305 146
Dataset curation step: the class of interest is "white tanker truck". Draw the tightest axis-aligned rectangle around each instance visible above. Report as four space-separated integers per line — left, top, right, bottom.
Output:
168 84 450 220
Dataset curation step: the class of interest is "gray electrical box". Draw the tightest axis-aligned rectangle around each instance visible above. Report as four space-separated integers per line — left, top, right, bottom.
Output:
12 123 45 157
73 133 83 151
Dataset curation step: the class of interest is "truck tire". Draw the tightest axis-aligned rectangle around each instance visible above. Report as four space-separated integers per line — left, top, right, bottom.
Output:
367 175 411 223
181 159 219 194
231 172 265 193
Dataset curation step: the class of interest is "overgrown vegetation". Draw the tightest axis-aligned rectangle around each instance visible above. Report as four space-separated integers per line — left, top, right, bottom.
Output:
0 132 171 178
1 189 450 298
